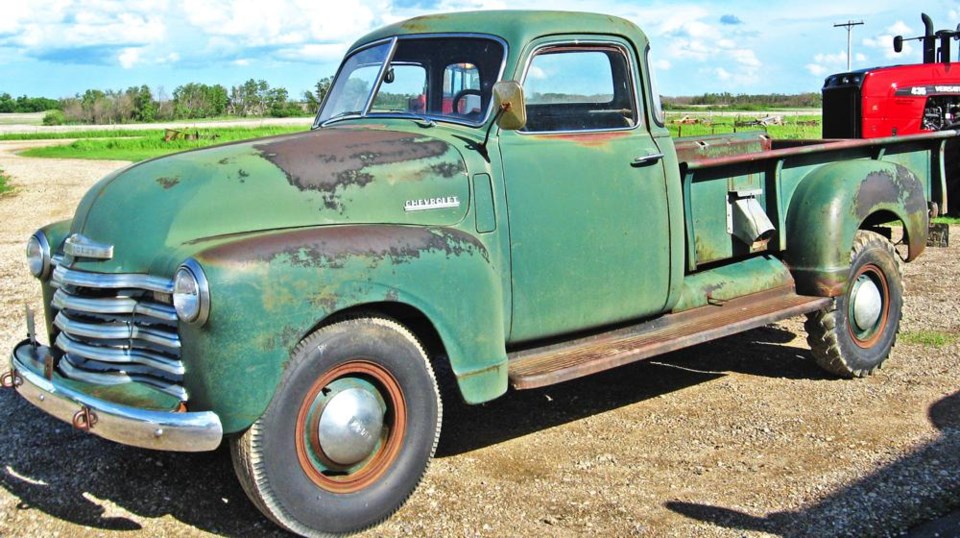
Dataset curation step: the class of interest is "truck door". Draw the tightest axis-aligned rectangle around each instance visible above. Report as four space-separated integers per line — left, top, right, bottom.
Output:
499 41 672 342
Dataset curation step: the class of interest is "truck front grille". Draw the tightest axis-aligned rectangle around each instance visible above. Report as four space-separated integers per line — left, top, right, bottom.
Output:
50 264 187 402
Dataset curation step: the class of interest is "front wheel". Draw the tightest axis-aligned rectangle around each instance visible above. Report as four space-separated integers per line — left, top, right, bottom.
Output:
805 230 904 377
231 316 441 537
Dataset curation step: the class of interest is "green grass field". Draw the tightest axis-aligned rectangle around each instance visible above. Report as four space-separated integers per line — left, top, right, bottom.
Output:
18 126 308 161
665 113 822 139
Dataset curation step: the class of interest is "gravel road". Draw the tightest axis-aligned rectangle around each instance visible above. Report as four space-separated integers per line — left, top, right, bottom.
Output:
0 140 958 537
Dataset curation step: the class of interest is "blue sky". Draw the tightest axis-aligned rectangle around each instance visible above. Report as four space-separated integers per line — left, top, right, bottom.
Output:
1 0 958 99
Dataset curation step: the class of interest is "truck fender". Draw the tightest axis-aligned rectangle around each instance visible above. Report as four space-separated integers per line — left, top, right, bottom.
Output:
784 160 927 296
182 225 508 433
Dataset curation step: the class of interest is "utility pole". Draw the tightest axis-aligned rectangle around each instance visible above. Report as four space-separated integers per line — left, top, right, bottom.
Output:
834 20 864 71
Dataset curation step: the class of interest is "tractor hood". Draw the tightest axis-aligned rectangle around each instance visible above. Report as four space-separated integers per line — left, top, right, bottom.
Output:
66 126 470 274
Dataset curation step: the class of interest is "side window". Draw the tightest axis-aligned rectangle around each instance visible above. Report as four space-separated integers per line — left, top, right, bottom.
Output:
442 63 482 117
371 64 427 113
522 46 638 132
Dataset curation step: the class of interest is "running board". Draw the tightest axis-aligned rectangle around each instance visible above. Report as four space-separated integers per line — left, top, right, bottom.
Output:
507 286 833 390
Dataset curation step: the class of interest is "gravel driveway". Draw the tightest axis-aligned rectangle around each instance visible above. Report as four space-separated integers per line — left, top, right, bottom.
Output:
0 140 958 537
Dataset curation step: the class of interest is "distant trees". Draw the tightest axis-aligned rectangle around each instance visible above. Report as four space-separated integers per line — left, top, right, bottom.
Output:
44 77 328 124
303 76 333 113
59 87 162 124
0 93 59 113
173 83 229 118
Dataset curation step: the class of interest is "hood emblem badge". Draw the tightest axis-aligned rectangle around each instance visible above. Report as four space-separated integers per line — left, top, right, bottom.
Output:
64 234 114 261
404 196 460 212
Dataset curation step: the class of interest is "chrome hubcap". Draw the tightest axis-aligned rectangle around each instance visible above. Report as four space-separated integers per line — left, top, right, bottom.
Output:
851 274 883 332
317 386 385 466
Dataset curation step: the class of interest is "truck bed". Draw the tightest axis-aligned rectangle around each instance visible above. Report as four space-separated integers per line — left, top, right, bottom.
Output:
672 130 956 271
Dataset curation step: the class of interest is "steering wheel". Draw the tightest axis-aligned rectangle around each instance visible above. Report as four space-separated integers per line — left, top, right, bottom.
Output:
451 89 482 115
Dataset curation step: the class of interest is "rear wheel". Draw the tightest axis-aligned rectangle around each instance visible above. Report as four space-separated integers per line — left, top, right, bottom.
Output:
231 316 441 537
805 230 903 377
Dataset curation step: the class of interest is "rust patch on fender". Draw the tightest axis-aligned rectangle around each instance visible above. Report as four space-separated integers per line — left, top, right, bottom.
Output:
201 225 489 269
156 176 180 189
854 165 928 260
854 167 926 220
533 130 631 148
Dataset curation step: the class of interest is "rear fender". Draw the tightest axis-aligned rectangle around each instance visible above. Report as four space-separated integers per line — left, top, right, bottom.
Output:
182 225 507 433
785 160 927 296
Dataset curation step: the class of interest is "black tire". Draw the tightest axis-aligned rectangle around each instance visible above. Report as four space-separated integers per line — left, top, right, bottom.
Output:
231 316 441 537
805 230 904 377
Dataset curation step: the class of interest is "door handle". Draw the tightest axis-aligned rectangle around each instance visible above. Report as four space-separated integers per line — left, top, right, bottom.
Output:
631 153 664 167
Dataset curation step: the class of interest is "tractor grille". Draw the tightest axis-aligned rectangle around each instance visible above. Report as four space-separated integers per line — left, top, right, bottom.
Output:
49 263 187 402
822 85 862 138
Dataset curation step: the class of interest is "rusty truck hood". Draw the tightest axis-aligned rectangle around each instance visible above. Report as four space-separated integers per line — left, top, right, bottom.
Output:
67 126 470 274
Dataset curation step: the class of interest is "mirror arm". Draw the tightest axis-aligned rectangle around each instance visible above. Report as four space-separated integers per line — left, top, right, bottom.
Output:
478 103 509 161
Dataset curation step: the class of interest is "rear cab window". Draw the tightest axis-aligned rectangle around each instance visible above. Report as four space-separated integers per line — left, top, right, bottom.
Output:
521 43 640 132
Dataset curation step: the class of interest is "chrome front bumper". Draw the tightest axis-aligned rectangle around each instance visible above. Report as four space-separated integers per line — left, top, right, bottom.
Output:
7 340 222 452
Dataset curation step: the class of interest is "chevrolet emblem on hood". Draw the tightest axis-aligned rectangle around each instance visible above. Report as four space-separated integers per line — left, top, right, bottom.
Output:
404 196 461 212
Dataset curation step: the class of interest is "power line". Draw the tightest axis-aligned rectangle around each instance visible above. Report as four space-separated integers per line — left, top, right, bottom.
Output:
834 20 864 71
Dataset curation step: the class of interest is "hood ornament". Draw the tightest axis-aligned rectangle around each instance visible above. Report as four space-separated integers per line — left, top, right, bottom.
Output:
64 234 114 261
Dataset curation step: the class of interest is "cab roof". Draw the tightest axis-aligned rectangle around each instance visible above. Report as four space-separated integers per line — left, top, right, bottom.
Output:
350 10 649 53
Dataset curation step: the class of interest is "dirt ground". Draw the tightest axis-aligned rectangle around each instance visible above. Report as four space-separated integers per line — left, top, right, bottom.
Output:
0 140 957 537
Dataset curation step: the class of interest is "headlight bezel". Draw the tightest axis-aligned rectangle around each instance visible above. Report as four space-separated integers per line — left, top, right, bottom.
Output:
173 258 210 325
26 232 51 279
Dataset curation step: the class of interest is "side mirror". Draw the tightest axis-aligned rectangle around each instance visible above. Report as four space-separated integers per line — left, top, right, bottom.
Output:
492 81 526 130
893 35 903 53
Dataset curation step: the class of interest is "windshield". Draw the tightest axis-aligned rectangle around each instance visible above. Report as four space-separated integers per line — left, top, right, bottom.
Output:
317 36 506 126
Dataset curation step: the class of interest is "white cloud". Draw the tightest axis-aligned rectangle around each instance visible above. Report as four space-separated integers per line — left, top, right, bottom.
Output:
805 50 849 76
888 21 912 36
643 5 761 88
118 47 141 69
275 43 349 63
183 0 376 46
527 65 547 79
654 59 671 71
11 6 166 49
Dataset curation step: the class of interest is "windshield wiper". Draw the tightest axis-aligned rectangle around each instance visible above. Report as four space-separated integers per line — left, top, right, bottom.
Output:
320 111 362 127
403 114 435 128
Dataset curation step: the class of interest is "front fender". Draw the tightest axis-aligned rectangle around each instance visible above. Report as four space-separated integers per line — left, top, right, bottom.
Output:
785 160 927 296
180 225 507 433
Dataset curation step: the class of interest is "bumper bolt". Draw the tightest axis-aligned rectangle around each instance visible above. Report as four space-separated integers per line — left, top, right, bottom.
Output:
1 371 22 389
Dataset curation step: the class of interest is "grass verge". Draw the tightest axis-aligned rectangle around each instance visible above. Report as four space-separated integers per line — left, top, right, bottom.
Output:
900 330 958 348
0 129 191 141
0 168 11 195
17 126 307 162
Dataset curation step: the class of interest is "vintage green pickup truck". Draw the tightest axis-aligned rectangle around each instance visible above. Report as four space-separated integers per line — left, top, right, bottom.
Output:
5 10 955 536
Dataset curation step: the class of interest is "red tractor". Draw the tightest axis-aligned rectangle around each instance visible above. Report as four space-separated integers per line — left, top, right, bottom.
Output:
822 13 960 212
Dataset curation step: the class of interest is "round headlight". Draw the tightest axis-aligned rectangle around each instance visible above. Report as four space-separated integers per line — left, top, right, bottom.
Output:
26 232 51 279
173 259 210 325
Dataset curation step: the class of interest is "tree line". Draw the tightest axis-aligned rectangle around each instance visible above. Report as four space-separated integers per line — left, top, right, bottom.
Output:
2 78 337 126
5 83 825 124
663 92 822 110
0 93 60 113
